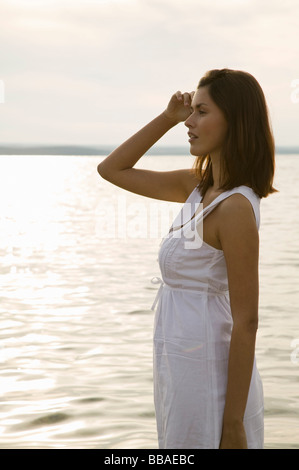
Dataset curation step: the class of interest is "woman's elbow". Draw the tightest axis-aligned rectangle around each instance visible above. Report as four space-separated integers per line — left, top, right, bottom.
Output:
233 315 259 335
97 162 110 181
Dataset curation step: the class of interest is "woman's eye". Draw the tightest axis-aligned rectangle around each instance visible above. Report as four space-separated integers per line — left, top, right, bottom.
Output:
199 110 206 115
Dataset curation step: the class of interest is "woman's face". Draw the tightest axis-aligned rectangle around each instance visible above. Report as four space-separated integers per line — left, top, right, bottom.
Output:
185 86 228 158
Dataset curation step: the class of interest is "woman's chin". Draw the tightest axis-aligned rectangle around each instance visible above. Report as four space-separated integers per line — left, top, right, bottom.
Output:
189 146 201 157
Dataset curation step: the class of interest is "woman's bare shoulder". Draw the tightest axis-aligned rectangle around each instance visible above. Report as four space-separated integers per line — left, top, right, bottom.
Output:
217 193 258 249
219 192 255 215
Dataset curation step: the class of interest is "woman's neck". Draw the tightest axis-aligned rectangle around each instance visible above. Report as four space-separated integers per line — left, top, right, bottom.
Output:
210 152 223 191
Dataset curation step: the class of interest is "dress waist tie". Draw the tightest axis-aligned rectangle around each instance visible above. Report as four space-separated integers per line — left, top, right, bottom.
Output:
151 277 228 311
151 277 165 311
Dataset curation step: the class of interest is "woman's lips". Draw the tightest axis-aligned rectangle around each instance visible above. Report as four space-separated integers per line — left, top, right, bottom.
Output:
188 132 198 143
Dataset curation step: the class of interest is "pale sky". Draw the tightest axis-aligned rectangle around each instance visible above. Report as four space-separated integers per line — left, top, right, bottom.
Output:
0 0 299 147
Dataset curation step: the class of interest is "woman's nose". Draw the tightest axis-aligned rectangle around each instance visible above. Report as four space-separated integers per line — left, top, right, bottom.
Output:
184 114 194 128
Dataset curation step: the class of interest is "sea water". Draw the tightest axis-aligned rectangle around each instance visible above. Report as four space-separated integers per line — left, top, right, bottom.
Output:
0 153 298 449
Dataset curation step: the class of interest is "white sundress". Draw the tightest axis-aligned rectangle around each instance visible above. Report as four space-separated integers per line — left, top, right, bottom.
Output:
151 185 264 449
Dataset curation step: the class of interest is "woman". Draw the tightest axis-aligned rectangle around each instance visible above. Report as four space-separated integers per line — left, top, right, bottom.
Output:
97 69 276 449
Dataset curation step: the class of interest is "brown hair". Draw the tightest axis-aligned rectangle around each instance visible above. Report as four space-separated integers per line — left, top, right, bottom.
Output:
193 69 277 198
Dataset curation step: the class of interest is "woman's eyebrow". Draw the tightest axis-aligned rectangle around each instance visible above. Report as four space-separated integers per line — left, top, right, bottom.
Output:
190 102 209 110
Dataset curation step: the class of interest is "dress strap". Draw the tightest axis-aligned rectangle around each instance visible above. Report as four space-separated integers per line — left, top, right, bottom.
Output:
169 185 260 237
202 186 261 229
169 185 200 231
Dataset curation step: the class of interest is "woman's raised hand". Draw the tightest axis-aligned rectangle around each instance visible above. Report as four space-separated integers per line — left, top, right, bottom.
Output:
163 91 195 125
98 88 199 203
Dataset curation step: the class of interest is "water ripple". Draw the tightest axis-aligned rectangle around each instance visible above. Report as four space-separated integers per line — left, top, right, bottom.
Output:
0 155 298 448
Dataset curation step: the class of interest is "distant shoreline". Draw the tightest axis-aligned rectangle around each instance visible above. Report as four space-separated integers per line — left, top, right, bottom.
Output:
0 144 298 156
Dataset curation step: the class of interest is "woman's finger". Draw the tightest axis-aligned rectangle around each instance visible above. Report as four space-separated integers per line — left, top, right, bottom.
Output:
173 90 194 106
175 91 183 101
182 92 194 106
182 92 189 106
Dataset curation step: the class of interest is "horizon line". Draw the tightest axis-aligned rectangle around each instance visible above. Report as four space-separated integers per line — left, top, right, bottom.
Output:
0 143 298 156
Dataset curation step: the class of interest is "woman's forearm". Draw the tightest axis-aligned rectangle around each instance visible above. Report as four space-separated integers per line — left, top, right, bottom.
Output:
96 91 194 201
222 321 257 426
97 112 176 179
219 322 257 448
